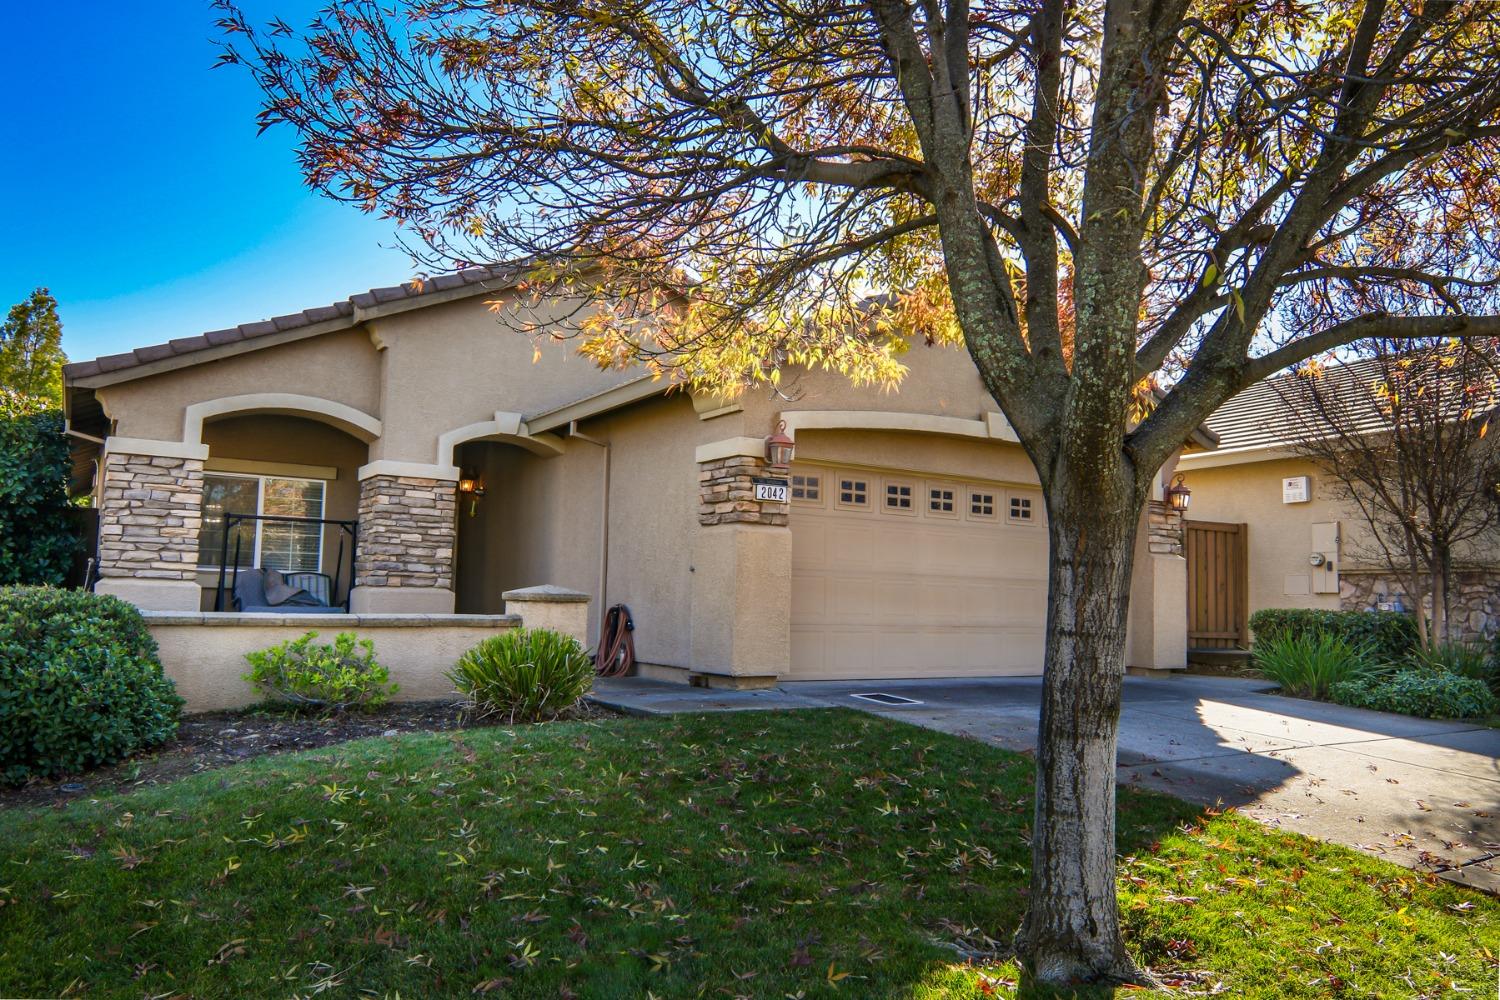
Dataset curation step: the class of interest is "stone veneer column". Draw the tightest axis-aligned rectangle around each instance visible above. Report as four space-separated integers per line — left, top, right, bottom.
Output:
350 473 459 613
688 442 792 686
94 449 206 611
1145 499 1185 556
1126 499 1189 672
697 455 790 527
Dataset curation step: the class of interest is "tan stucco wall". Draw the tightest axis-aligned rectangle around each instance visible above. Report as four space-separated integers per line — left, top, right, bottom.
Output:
365 292 644 463
147 614 519 712
789 427 1039 485
97 329 383 441
739 342 1002 426
453 394 709 666
1179 457 1342 615
196 414 368 609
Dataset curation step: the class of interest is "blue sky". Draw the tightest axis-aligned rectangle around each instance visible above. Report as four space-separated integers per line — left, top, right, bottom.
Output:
0 4 417 363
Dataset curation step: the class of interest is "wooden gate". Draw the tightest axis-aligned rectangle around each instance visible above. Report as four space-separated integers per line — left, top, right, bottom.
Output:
1185 520 1248 649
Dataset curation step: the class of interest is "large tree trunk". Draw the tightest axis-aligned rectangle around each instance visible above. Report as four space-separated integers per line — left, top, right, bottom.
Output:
1015 477 1145 986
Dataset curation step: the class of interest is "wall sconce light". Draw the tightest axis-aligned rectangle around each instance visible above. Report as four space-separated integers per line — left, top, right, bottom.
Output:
458 471 486 517
1165 473 1192 512
765 419 795 472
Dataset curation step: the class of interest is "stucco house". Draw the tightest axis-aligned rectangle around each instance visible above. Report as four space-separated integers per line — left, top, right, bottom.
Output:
1181 364 1500 648
62 265 1205 688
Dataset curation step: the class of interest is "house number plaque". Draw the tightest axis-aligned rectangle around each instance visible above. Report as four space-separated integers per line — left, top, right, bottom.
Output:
753 478 789 503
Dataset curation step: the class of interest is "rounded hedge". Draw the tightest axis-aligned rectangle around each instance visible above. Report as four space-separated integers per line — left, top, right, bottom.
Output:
1330 669 1497 720
0 587 183 784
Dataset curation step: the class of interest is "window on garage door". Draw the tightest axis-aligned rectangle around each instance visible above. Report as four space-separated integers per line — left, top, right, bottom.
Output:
790 472 823 505
1007 491 1037 524
966 487 998 522
882 477 917 515
834 474 869 510
926 482 959 519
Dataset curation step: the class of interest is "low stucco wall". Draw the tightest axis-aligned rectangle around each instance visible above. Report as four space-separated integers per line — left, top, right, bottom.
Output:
146 612 520 712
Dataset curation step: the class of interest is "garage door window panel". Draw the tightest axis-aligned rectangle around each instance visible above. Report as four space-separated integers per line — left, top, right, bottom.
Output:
926 483 959 519
1007 492 1037 524
790 473 823 505
967 488 998 522
882 478 916 516
834 475 869 510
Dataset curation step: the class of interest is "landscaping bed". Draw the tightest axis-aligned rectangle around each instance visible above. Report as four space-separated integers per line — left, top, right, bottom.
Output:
0 709 1492 998
0 701 611 811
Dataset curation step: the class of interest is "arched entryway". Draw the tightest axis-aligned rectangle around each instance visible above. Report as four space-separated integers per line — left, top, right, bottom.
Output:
197 414 371 610
453 439 556 613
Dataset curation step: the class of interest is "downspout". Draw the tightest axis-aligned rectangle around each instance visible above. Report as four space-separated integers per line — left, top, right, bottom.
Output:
568 420 611 624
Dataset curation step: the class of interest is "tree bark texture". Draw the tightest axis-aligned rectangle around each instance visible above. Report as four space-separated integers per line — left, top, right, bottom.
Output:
1015 471 1145 985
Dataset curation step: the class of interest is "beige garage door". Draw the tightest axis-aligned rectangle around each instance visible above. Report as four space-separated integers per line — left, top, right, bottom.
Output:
788 464 1048 679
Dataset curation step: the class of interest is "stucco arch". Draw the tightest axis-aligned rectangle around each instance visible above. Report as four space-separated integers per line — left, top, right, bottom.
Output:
437 411 566 465
183 393 383 445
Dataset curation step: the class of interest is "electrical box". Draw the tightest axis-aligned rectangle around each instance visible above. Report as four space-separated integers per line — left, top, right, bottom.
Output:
1310 521 1340 594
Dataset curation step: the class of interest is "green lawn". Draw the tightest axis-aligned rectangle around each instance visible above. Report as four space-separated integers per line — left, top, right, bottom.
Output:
0 709 1492 998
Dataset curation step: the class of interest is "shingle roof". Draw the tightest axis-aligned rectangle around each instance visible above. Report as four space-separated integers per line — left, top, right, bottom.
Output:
1203 354 1484 454
62 263 525 382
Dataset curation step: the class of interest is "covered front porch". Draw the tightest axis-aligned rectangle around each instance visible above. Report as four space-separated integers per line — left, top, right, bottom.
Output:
68 396 596 710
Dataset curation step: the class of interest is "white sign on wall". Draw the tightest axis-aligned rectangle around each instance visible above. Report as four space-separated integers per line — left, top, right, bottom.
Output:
1282 475 1311 504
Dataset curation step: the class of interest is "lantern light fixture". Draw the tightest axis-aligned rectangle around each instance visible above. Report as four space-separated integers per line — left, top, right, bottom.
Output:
765 419 795 471
457 471 487 517
1165 473 1192 512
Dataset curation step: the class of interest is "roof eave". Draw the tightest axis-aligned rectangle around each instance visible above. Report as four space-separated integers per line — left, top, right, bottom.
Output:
63 267 528 390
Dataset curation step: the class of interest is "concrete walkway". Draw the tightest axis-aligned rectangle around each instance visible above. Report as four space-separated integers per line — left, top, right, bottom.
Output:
590 674 1500 893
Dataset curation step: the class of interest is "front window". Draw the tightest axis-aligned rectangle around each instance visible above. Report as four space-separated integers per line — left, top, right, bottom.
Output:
199 473 326 573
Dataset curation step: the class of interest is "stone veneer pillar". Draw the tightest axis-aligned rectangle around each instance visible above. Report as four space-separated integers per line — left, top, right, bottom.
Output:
349 473 459 613
1126 499 1189 672
688 443 792 686
94 449 206 611
697 455 791 527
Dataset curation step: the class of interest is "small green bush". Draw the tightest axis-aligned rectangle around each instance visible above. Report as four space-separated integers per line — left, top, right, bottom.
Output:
1331 670 1497 719
0 586 183 784
449 627 593 723
1249 608 1419 663
243 631 396 712
1409 640 1495 689
1252 632 1385 699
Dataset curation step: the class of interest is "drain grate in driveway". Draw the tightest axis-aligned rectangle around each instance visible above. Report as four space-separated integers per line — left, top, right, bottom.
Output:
849 692 923 707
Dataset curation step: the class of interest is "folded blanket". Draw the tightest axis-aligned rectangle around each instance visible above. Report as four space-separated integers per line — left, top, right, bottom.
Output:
263 568 311 606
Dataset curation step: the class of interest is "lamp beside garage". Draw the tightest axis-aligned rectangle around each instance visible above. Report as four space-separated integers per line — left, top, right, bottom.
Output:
1165 474 1192 512
765 420 795 472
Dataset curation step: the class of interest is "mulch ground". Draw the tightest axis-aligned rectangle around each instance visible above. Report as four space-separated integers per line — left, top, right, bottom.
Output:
1 700 613 811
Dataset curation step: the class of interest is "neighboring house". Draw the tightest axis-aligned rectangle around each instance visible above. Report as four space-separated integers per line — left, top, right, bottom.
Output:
1178 365 1500 646
62 266 1204 686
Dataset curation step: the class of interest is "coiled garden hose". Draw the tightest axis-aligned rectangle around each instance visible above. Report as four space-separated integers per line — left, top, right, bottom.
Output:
594 603 636 677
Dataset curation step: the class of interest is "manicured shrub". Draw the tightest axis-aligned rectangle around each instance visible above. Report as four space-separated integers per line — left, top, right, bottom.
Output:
1331 670 1497 720
1252 632 1385 699
243 631 396 712
1249 608 1418 664
0 586 183 784
449 627 593 723
0 392 77 586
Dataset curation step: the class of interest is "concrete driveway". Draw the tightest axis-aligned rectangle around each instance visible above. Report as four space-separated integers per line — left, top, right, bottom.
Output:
591 673 1500 893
